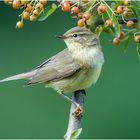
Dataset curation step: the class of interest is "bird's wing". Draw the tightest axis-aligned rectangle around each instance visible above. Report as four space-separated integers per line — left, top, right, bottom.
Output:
28 48 81 84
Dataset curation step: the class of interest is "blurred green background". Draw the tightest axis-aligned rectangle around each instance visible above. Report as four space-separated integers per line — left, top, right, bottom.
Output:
0 1 140 139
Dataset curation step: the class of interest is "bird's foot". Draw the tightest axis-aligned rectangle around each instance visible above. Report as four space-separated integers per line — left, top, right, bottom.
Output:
72 103 83 119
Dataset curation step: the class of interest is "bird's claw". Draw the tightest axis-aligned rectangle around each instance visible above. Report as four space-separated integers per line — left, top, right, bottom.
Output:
72 103 83 118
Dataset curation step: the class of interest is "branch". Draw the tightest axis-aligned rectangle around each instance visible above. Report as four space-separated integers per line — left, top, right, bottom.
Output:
64 90 86 140
118 18 138 24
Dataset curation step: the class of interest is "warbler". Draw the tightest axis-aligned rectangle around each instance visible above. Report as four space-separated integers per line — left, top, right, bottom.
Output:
0 27 104 105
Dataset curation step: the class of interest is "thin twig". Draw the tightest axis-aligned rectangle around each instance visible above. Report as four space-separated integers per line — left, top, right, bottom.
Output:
118 18 138 24
64 90 86 140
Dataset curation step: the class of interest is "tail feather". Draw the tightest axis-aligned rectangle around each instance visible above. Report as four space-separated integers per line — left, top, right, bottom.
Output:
0 71 36 83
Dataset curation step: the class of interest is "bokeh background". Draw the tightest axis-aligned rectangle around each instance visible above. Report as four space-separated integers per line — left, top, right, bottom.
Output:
0 1 140 139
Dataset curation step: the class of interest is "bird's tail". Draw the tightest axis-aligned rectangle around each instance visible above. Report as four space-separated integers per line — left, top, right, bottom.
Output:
0 71 36 83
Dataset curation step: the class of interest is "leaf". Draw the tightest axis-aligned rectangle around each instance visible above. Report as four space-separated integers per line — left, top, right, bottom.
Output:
123 34 133 52
136 44 140 60
131 3 140 26
70 128 82 140
114 0 124 5
38 3 57 21
103 1 121 38
103 25 114 36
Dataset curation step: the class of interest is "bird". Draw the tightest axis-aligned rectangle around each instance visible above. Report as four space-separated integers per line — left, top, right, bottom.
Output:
0 27 104 109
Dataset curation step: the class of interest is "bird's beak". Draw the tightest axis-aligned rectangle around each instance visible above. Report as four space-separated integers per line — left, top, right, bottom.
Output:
55 35 67 39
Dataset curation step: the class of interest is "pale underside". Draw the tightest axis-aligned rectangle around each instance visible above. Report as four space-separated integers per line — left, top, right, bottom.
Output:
28 48 102 93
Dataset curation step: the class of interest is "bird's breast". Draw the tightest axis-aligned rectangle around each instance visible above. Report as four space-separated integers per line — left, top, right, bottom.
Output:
71 46 104 68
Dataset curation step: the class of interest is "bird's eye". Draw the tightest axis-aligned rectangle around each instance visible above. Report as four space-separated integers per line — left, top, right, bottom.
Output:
73 34 78 37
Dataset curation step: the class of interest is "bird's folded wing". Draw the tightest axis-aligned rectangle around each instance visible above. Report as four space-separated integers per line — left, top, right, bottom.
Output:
28 49 81 84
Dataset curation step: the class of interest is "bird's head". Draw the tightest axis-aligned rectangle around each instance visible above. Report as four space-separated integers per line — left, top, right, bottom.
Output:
58 27 100 50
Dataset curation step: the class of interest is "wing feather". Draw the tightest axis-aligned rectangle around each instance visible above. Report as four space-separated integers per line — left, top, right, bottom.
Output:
28 49 81 84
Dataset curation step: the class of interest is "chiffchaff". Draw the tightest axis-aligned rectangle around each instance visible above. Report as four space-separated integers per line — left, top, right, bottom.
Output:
0 27 104 107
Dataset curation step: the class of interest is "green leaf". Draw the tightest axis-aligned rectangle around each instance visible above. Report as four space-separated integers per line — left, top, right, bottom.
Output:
38 3 57 21
70 128 82 140
103 25 114 36
123 34 133 52
131 3 140 26
136 44 140 60
114 0 124 5
103 1 121 38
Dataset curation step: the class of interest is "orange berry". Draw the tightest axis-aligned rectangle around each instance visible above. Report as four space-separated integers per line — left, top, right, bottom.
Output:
39 0 47 5
77 19 85 27
82 13 91 20
12 0 21 9
113 38 121 45
35 2 44 11
126 20 134 28
30 15 37 21
116 6 125 14
25 4 32 13
16 21 24 29
33 9 39 16
119 32 125 40
71 6 79 15
134 36 140 43
61 1 71 12
22 11 30 20
105 19 113 27
97 5 106 15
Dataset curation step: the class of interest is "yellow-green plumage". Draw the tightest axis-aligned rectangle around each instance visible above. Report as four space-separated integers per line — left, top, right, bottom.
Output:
0 27 104 94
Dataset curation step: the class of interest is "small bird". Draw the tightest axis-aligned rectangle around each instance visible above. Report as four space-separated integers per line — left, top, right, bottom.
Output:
0 27 104 108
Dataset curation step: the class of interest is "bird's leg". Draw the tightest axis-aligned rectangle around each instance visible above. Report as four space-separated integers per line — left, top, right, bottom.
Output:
58 92 83 117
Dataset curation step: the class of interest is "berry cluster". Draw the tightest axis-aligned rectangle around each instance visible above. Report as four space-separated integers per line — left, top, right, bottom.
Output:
112 0 140 45
59 0 140 45
60 0 91 27
3 0 140 46
4 0 47 28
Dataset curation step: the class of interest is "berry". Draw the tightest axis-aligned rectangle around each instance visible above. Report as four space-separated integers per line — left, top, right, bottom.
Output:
35 2 44 11
97 5 106 15
39 0 47 5
22 11 30 20
71 6 79 15
16 21 24 29
113 38 121 45
61 1 71 12
25 4 32 13
119 32 125 40
12 0 21 9
105 19 113 27
126 20 134 28
134 36 140 43
30 15 37 21
77 19 85 27
116 6 125 14
82 13 91 21
33 9 39 16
